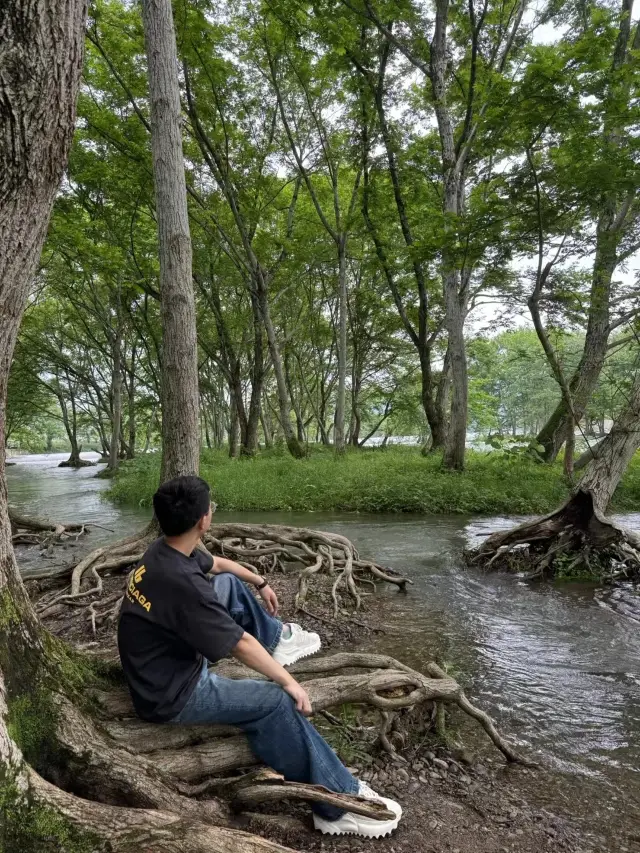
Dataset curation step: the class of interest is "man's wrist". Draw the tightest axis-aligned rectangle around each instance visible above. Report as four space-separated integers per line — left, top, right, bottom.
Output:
255 577 269 590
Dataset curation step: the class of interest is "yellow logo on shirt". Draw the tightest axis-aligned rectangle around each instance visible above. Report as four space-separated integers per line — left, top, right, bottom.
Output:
126 564 152 612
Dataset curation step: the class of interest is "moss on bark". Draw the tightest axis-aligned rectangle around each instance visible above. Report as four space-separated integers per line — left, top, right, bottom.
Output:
0 765 102 853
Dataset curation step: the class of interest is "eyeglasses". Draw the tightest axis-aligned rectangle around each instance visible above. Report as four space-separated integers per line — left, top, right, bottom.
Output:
210 501 218 514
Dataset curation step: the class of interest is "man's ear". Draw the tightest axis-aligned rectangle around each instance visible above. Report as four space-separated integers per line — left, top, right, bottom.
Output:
197 507 212 534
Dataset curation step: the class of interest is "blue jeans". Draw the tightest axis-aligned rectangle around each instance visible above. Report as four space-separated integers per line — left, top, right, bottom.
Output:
213 571 283 653
170 573 358 820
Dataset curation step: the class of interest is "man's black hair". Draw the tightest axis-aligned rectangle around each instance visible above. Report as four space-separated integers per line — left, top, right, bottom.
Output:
152 475 211 537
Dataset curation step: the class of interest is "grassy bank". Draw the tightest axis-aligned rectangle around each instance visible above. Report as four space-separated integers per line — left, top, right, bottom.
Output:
107 446 640 515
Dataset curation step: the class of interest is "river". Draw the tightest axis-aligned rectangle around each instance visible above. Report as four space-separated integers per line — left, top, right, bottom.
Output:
6 452 640 836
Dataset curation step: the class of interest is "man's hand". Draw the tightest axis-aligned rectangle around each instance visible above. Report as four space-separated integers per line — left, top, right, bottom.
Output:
283 680 313 715
259 583 279 616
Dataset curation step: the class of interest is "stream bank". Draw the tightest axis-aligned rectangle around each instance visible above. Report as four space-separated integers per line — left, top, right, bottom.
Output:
7 454 640 850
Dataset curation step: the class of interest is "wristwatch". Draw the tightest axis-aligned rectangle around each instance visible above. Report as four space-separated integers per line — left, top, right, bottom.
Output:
256 578 270 590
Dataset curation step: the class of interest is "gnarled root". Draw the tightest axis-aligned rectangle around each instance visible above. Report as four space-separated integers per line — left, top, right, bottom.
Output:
9 507 88 549
92 652 528 778
205 523 412 618
39 521 411 639
28 769 295 853
466 489 640 582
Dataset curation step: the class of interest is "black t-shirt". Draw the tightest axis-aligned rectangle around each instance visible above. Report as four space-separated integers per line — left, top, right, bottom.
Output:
117 537 244 722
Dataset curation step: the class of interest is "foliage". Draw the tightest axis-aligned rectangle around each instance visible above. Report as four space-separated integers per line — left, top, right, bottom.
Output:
6 0 640 468
108 445 610 515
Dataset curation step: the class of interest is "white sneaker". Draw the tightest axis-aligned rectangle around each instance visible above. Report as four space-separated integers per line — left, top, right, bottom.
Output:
272 623 321 666
313 780 402 838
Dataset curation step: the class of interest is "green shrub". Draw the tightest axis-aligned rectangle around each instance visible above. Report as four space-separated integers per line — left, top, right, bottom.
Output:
105 446 640 516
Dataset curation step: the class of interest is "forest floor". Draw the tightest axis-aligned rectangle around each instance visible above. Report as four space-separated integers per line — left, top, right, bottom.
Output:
29 567 640 853
106 446 640 517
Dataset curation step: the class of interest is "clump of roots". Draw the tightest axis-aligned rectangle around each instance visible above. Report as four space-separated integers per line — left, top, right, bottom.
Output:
466 490 640 583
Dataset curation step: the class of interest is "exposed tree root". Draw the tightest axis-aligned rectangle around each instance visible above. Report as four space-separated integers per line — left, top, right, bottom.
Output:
27 769 296 853
229 769 395 818
13 522 531 848
9 507 88 549
88 652 528 774
205 523 412 617
37 521 412 641
466 489 640 582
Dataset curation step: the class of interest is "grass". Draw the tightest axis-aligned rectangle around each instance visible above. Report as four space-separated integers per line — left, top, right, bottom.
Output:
106 445 640 516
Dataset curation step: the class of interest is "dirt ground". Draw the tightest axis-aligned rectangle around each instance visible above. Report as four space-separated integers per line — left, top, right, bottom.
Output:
29 562 640 853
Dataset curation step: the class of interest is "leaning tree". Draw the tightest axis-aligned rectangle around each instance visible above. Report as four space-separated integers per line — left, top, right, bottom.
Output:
469 369 640 581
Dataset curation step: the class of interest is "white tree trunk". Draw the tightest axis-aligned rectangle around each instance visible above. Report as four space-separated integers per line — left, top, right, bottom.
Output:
141 0 200 482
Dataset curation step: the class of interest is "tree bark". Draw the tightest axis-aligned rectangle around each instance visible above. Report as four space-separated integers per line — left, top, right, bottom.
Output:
431 0 468 470
257 281 305 459
243 293 265 456
108 321 123 472
335 238 348 455
535 229 617 461
126 343 137 459
141 0 200 483
229 400 240 458
0 0 87 827
578 372 640 513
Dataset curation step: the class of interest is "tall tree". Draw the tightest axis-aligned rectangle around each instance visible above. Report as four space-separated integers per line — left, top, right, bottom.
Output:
0 0 92 829
262 17 363 453
533 0 640 461
141 0 200 481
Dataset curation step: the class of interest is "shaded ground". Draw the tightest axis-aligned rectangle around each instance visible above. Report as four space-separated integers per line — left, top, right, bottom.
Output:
29 567 640 853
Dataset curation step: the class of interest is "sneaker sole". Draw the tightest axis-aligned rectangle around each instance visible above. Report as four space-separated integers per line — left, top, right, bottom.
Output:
314 819 400 839
272 636 322 667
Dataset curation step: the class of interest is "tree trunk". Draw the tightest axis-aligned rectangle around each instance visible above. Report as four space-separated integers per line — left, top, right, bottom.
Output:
573 436 607 472
126 344 137 459
335 240 348 455
430 0 467 470
283 348 306 446
579 373 640 513
142 0 200 483
0 0 88 832
257 280 305 459
108 325 123 472
242 293 265 457
204 407 212 449
144 406 157 453
229 402 240 458
535 231 616 461
350 403 361 448
423 348 451 451
260 399 273 449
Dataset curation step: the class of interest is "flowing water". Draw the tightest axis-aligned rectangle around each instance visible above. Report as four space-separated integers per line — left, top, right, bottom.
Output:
6 453 640 834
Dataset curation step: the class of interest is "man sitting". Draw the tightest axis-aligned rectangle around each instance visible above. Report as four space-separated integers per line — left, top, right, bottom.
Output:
117 475 402 838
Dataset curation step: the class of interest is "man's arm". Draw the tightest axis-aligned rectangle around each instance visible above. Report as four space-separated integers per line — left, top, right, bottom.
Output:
211 555 263 585
211 555 279 615
232 631 312 715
